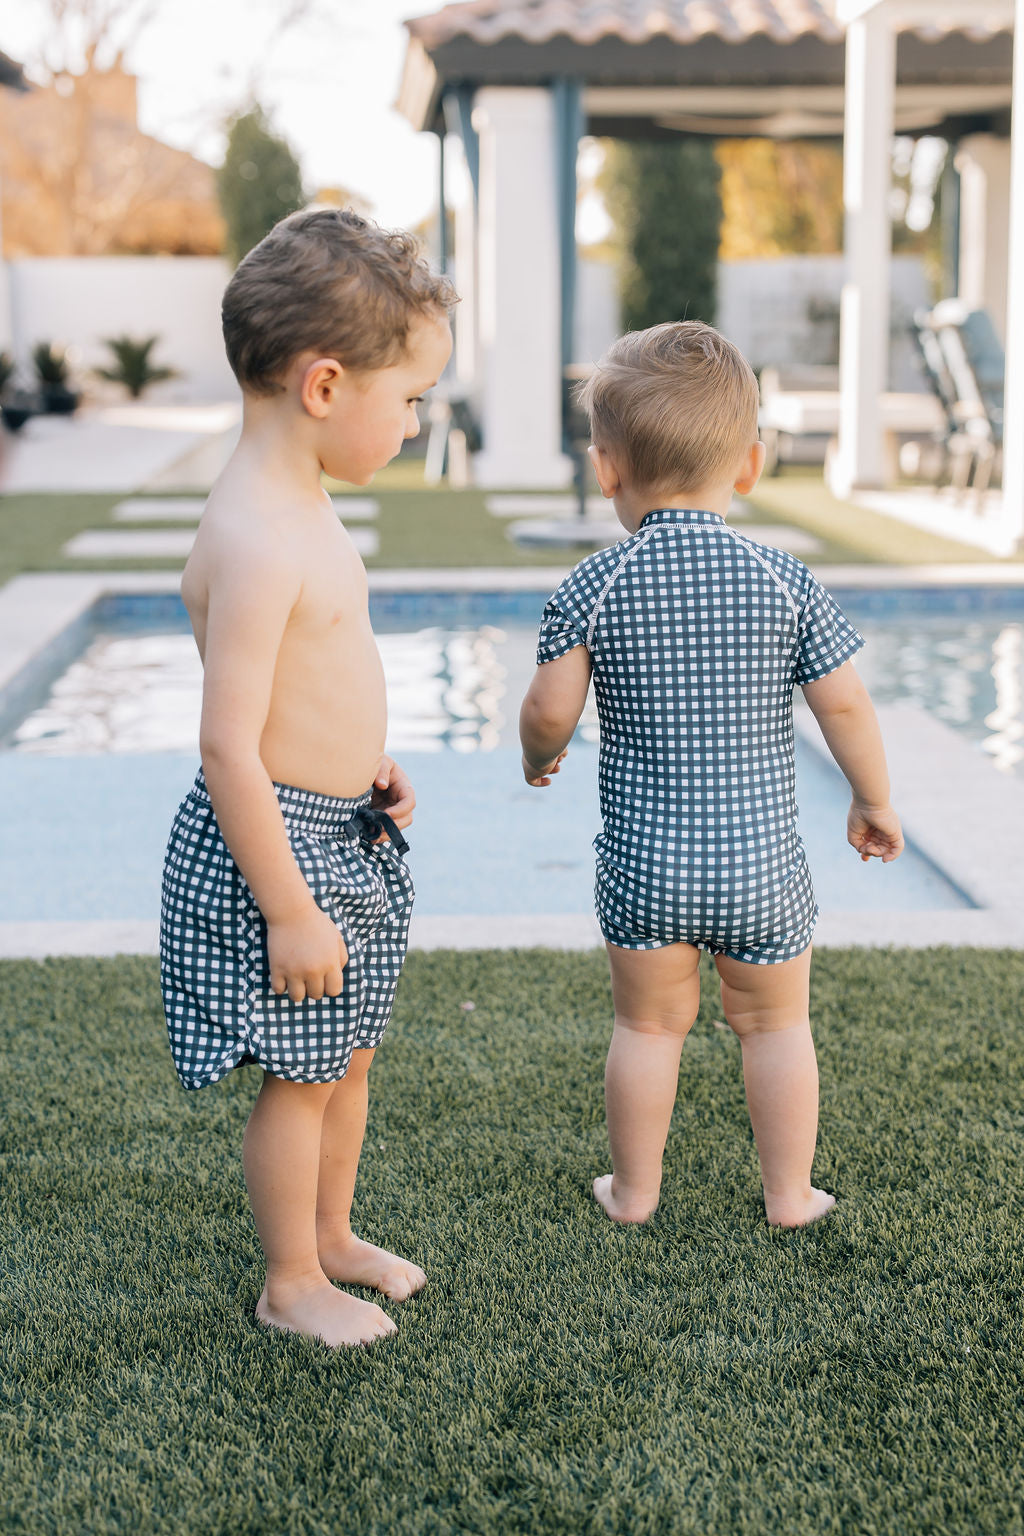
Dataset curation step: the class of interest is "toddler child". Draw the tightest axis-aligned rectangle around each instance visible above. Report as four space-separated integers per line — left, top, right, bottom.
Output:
160 209 454 1345
520 321 903 1228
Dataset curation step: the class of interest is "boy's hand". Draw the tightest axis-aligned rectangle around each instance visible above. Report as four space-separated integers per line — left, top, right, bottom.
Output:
268 905 349 1003
848 800 904 863
523 749 568 787
371 753 415 832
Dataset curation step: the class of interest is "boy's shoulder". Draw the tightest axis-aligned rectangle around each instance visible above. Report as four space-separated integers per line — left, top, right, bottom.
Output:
566 531 647 586
725 526 817 596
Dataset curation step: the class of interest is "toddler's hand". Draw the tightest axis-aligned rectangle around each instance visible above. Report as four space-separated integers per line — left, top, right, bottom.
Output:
268 905 348 1003
523 749 567 787
848 800 904 863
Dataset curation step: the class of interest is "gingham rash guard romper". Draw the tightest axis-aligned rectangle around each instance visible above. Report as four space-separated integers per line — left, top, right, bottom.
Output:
536 507 864 964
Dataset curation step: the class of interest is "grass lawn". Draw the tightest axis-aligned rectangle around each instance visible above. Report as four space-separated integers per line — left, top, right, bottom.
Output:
0 462 1010 588
4 948 1023 1536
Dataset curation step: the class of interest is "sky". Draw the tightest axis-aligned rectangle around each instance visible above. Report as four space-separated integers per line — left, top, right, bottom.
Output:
2 0 448 228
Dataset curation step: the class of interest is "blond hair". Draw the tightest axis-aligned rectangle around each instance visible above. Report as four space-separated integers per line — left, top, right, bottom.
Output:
577 321 759 491
222 208 457 396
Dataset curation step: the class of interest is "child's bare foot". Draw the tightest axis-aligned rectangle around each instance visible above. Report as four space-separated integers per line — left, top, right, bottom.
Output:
256 1277 396 1348
592 1173 657 1224
318 1233 426 1301
765 1186 836 1228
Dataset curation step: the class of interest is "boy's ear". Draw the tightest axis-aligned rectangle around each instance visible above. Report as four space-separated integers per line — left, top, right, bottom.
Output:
588 443 621 499
733 440 766 496
299 357 344 419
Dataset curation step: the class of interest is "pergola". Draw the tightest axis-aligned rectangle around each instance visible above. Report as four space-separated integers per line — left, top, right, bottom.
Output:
398 0 1019 546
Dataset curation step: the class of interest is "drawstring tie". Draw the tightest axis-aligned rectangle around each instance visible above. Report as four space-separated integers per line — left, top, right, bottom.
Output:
344 806 410 857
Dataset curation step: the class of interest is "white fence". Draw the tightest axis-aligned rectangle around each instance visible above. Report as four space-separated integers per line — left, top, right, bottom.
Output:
717 254 930 391
1 256 237 401
1 250 931 404
574 252 930 390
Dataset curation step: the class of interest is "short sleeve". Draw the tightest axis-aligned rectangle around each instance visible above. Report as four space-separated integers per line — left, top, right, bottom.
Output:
793 576 864 684
536 585 589 665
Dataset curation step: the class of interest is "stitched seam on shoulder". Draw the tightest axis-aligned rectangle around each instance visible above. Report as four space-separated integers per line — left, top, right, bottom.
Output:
585 528 656 650
720 526 801 630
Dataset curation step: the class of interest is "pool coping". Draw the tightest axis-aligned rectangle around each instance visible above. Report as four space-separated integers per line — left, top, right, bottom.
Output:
1 567 1022 957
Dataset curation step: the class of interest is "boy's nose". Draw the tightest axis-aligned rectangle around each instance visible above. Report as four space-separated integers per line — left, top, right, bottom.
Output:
406 409 421 440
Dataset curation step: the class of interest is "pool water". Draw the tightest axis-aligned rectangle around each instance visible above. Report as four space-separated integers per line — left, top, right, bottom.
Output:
0 587 1016 923
5 599 1024 775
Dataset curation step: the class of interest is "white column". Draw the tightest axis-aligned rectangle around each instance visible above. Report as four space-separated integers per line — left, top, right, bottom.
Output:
471 87 572 489
1001 0 1024 549
447 131 478 487
956 134 1012 339
829 1 895 498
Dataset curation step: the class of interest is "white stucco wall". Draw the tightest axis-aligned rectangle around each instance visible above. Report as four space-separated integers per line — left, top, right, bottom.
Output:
572 253 929 390
717 254 930 390
4 256 236 400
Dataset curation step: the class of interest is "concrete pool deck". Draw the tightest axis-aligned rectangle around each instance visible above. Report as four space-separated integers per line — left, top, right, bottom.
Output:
1 567 1023 958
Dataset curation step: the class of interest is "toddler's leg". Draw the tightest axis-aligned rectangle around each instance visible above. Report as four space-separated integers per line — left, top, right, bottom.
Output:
315 1047 426 1301
594 941 701 1223
715 946 835 1228
243 1072 397 1347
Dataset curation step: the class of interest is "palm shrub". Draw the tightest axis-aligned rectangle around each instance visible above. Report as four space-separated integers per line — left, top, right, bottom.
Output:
31 342 70 386
96 335 178 398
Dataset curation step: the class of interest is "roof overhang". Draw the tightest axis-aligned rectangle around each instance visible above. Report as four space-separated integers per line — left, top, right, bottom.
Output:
397 4 1013 139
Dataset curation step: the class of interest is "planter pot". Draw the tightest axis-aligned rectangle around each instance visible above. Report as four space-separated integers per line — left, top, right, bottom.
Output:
42 384 80 414
0 392 43 432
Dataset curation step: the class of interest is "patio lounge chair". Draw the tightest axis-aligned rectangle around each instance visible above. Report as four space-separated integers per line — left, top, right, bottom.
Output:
757 364 944 478
911 303 1004 506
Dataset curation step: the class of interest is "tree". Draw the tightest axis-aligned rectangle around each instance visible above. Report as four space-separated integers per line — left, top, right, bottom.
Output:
601 138 721 330
716 140 845 260
218 104 306 265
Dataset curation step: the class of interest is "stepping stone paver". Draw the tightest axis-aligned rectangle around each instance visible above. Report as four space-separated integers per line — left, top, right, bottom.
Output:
63 525 380 560
112 499 206 522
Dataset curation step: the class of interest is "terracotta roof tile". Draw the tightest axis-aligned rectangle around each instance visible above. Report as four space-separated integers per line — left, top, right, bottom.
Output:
405 0 1007 50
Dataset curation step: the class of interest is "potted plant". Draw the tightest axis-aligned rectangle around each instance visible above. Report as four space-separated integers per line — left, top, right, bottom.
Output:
95 335 178 398
32 341 80 414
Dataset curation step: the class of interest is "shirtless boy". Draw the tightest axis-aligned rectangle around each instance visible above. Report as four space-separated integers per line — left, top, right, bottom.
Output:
160 209 454 1346
520 322 903 1229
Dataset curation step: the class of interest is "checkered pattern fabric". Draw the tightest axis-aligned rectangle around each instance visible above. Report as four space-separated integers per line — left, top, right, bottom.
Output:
536 508 864 963
160 771 414 1089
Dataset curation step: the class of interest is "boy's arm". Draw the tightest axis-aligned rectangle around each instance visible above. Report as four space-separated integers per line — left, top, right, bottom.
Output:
519 646 592 786
801 661 904 862
199 549 348 1002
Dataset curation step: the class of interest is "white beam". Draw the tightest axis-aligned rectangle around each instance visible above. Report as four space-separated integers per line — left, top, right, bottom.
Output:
829 3 896 497
1001 0 1024 549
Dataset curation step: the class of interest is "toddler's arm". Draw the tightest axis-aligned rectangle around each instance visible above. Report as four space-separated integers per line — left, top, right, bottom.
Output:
198 546 348 1002
801 661 904 862
519 646 592 786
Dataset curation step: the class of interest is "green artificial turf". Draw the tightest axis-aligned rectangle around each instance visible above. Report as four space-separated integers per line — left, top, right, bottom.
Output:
2 949 1022 1535
0 461 1002 590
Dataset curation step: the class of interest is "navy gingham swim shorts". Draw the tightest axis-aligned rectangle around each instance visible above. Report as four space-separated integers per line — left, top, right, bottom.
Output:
160 770 414 1089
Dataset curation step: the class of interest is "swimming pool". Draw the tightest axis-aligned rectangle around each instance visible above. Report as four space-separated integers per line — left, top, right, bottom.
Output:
5 581 1023 937
4 588 1023 774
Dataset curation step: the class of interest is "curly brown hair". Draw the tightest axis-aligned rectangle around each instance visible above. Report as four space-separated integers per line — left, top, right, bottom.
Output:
222 208 458 396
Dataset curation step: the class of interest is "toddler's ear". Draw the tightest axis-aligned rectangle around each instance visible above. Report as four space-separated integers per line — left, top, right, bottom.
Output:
734 440 766 496
588 443 621 498
299 357 343 418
